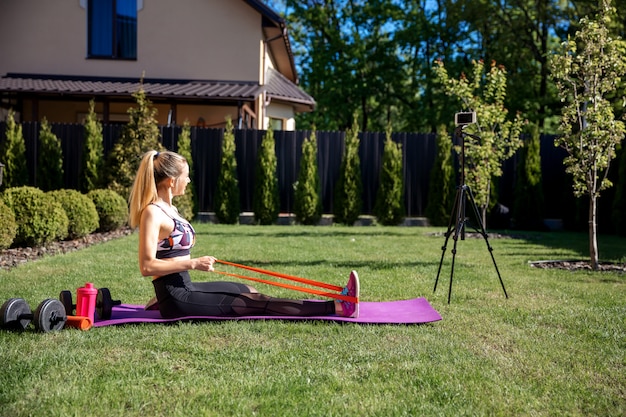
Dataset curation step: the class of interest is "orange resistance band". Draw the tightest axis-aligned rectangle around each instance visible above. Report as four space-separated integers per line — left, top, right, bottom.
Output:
213 260 358 304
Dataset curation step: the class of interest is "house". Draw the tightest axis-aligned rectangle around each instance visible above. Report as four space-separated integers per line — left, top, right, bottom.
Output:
0 0 315 131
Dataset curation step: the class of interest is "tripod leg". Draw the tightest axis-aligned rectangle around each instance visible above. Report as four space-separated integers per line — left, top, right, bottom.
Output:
434 186 462 293
465 187 509 299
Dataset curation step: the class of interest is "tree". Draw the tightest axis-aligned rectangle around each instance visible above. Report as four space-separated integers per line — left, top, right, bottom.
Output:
174 121 195 220
425 125 457 226
0 109 28 189
549 0 626 269
80 99 104 192
294 130 322 225
253 126 279 225
37 118 64 191
374 124 404 225
104 83 163 198
433 59 525 228
333 115 362 225
214 117 240 224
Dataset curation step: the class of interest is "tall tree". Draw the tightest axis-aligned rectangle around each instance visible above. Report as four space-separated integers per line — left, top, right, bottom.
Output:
434 59 525 227
549 0 626 270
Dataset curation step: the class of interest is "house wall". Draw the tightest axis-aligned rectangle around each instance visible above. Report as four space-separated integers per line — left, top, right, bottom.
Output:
0 0 262 82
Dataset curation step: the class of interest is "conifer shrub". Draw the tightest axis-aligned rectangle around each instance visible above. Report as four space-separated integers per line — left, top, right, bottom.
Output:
0 199 17 249
37 118 65 191
214 117 240 224
425 126 457 226
253 126 279 225
2 186 68 246
0 109 28 189
104 85 163 198
80 99 104 192
87 189 128 232
173 121 195 220
294 131 322 225
48 189 99 239
333 116 362 225
513 123 545 230
374 126 405 225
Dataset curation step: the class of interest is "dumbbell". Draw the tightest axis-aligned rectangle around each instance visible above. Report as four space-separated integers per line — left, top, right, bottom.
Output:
59 287 121 320
0 298 67 332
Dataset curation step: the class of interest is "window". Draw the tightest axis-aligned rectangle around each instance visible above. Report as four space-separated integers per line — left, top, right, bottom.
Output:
88 0 137 59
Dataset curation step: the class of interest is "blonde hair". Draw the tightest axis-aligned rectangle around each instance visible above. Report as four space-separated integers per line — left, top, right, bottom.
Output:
128 150 187 228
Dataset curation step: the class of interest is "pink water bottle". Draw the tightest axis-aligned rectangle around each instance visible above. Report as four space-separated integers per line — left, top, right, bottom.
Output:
76 282 98 323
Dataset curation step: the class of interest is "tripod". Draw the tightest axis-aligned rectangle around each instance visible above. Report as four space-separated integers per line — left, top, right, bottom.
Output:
433 126 509 303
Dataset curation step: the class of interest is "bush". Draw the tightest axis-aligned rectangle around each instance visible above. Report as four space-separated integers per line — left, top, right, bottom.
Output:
48 189 99 239
333 115 362 225
173 120 195 221
37 117 64 191
0 200 17 249
253 126 279 225
374 126 405 225
513 123 545 230
425 125 456 226
2 186 68 247
294 131 322 225
215 117 241 224
0 109 29 189
80 99 104 192
87 189 128 232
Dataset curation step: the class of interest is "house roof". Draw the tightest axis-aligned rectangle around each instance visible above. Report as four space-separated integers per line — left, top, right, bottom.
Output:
0 71 315 111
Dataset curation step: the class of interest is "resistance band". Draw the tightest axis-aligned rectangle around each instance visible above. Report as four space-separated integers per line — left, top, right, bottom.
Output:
213 260 358 304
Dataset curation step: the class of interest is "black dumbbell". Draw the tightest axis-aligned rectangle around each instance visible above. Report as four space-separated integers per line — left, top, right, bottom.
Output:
59 288 121 320
0 298 67 332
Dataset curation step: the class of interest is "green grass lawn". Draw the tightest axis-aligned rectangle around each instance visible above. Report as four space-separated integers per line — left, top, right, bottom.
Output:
1 225 624 416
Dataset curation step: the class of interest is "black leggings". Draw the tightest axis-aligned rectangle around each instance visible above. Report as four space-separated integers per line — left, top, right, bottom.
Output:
152 271 336 319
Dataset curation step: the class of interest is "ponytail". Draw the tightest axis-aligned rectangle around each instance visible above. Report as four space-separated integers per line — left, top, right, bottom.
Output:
128 151 159 228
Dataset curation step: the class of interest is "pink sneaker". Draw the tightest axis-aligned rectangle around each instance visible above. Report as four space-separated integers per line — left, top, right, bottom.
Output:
340 270 360 318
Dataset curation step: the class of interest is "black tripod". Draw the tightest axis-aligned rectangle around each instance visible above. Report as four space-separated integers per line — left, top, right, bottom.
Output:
433 125 508 303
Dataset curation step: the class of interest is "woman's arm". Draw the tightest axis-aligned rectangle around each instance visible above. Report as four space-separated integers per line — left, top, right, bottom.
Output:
138 205 215 277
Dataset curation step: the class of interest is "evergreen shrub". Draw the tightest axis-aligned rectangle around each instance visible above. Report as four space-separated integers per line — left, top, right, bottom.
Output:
37 118 64 191
173 121 195 220
214 117 240 224
374 127 405 225
0 200 17 249
0 109 28 189
333 116 362 225
294 131 322 225
81 99 104 192
513 123 545 230
253 126 279 225
48 189 99 239
87 189 128 232
2 186 68 247
425 126 456 226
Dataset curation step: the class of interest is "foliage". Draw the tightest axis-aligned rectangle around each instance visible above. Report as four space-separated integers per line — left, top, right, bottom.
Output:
0 109 28 189
374 125 404 225
0 199 17 249
48 189 99 239
80 99 104 192
333 115 362 225
433 59 525 227
425 125 457 226
104 84 164 199
513 123 545 230
293 130 322 225
253 126 279 225
87 189 128 232
1 186 68 246
549 0 626 269
612 144 626 236
173 121 195 220
214 117 240 224
37 118 64 191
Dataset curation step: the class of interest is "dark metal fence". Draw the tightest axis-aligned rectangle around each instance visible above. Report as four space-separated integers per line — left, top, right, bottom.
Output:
2 121 616 230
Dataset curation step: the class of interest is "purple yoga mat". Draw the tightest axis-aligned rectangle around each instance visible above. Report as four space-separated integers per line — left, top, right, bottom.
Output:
92 297 442 326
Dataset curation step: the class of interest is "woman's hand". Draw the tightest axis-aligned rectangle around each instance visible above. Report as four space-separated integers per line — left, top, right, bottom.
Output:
192 256 217 272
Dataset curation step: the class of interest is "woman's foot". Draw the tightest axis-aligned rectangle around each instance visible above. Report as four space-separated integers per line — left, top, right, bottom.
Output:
339 270 360 318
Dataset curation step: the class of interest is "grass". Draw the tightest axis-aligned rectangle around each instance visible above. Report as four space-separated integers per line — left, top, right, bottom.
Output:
0 224 624 416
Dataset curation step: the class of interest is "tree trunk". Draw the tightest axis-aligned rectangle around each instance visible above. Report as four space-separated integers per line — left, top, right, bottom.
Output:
589 195 599 271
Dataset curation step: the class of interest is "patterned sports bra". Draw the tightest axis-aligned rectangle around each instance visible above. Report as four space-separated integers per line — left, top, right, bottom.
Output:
152 204 196 259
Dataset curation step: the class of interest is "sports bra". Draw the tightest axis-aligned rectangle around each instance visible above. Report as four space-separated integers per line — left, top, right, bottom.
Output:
152 204 196 259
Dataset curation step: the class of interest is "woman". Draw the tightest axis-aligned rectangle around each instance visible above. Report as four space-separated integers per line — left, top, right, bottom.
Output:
128 150 359 319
